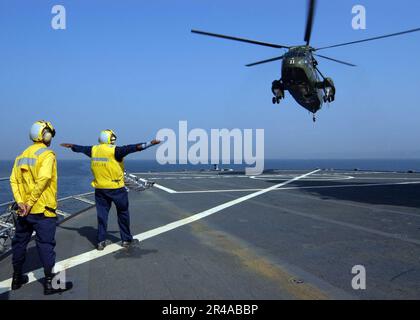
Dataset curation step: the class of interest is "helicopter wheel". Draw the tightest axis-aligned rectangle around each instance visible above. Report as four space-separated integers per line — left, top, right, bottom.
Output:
272 97 277 104
312 115 316 122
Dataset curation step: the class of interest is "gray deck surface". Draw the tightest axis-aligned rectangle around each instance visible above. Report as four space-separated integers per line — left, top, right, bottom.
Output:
1 170 420 300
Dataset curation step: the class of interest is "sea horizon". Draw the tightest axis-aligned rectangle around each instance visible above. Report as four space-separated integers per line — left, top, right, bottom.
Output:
1 158 420 174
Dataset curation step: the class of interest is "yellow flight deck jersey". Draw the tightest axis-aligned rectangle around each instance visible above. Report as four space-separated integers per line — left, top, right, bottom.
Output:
10 143 58 218
91 144 125 189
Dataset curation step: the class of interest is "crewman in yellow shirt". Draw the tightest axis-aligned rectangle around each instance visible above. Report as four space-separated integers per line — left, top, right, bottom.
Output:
10 120 72 295
61 130 160 251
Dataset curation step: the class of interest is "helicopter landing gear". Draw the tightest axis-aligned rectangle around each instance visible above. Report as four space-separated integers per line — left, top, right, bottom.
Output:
272 97 279 104
272 96 282 104
323 93 335 103
315 71 336 104
271 80 285 104
322 77 335 103
312 114 316 122
323 88 335 103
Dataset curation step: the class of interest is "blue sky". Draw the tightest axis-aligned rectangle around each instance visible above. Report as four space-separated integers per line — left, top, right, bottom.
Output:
0 0 420 160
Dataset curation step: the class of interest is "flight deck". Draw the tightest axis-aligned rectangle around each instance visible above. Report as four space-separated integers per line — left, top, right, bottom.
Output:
0 169 420 300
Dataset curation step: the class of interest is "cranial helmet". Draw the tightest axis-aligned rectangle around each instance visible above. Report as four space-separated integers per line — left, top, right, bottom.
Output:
29 121 56 143
99 129 117 145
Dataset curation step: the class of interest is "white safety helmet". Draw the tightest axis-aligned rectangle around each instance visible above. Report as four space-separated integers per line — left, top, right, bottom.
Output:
29 121 56 144
99 129 117 145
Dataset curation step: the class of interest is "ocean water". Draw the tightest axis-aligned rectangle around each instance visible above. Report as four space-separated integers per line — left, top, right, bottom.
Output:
1 159 419 204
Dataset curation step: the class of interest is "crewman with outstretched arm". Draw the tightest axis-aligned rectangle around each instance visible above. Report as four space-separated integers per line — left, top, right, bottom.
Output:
61 130 160 251
10 121 72 295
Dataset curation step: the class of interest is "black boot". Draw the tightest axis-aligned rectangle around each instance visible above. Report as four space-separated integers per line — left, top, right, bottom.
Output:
11 272 29 290
121 239 140 249
97 240 108 251
44 273 73 295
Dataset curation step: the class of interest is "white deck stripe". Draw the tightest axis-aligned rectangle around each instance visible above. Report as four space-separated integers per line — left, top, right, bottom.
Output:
0 170 319 295
174 181 420 194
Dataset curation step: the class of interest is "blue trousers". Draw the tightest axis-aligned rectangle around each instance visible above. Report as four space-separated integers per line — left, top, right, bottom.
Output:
12 214 57 275
95 188 133 243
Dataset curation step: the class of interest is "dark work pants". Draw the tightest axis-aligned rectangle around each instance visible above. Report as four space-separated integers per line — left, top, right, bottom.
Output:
95 188 133 243
12 214 57 276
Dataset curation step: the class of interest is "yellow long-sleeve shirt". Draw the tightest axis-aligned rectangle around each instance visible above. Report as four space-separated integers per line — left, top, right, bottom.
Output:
10 143 58 217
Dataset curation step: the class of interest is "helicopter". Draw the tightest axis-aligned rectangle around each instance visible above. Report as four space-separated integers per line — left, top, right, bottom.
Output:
192 0 420 122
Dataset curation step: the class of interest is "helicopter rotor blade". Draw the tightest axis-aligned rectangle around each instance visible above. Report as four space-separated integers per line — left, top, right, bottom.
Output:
191 29 290 49
314 54 356 67
245 55 285 67
304 0 317 46
315 27 420 51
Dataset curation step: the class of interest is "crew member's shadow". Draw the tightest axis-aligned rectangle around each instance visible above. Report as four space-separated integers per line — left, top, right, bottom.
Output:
59 226 120 247
113 245 158 260
59 225 158 259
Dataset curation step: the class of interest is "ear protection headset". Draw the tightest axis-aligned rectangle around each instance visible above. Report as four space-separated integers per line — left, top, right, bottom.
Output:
99 129 117 145
42 122 55 143
30 121 56 144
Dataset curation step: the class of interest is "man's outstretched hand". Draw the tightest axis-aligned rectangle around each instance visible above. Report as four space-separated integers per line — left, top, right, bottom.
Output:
60 143 74 149
151 139 161 145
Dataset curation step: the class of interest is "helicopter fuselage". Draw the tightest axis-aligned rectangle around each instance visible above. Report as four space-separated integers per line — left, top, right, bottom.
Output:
281 47 323 113
192 0 420 121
